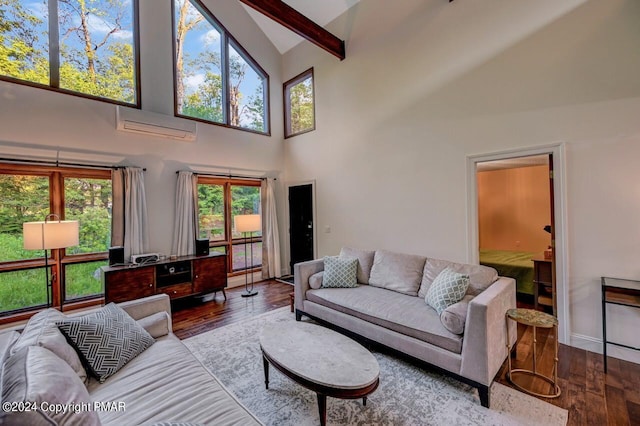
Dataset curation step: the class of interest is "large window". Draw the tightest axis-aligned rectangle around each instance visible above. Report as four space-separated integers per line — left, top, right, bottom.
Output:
284 68 315 138
173 0 269 134
0 164 112 316
197 177 261 274
0 0 140 105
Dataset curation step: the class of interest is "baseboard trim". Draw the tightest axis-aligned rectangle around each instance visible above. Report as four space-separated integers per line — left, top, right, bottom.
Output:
571 333 640 364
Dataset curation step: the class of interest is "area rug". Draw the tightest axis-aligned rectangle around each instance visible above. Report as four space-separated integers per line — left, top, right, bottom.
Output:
183 307 567 426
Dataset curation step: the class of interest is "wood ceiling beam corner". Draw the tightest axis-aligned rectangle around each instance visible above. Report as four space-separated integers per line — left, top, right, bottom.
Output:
239 0 346 60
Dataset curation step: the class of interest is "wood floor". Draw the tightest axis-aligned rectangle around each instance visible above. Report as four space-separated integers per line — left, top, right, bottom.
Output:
171 280 640 426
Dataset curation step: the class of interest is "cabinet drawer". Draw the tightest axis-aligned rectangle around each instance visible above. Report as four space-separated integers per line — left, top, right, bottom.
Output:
104 267 155 303
157 282 193 299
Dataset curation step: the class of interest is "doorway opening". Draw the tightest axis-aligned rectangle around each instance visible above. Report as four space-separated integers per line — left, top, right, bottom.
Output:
467 144 568 343
286 182 316 276
476 154 555 310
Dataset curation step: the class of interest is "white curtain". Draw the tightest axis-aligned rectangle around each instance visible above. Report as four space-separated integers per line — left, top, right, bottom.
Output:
111 167 149 262
172 171 199 256
261 178 281 279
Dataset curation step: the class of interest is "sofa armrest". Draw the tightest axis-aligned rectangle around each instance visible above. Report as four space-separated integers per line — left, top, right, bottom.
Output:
117 294 173 332
459 277 516 385
294 259 325 311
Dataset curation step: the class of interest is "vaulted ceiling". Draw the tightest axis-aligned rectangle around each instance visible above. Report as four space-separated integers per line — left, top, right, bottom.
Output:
240 0 359 57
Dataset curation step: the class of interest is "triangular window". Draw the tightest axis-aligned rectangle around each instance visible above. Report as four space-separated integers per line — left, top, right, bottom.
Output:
173 0 269 134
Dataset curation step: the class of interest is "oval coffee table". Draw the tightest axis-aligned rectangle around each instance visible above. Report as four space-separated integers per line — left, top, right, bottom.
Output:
260 321 379 426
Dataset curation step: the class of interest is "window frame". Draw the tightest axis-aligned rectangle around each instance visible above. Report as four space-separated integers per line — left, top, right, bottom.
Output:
171 0 270 136
0 163 111 321
284 68 315 139
197 176 262 276
0 0 141 107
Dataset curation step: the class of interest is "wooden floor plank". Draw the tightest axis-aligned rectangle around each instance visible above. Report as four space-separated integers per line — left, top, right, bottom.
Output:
605 384 630 426
172 280 638 426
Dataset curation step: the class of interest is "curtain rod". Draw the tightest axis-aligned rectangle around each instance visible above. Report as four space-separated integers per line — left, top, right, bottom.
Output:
0 157 146 171
176 170 275 181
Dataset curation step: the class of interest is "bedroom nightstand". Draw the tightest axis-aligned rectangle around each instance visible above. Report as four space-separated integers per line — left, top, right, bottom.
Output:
532 255 554 315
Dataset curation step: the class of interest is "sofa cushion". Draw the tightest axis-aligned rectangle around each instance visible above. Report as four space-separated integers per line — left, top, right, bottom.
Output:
440 295 474 335
419 258 498 298
425 268 470 315
137 311 171 339
88 334 261 425
11 308 87 383
57 303 155 383
368 250 427 296
309 271 323 289
339 247 375 284
306 286 463 353
0 346 101 425
322 256 358 288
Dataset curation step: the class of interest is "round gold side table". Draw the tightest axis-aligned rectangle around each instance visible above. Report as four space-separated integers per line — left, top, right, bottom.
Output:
505 308 561 398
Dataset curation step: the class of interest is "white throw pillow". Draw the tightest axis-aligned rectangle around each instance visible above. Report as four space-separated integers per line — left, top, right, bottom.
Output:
1 346 101 425
11 308 87 383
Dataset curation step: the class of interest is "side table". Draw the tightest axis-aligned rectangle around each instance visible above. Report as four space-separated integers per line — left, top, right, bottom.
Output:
505 308 561 398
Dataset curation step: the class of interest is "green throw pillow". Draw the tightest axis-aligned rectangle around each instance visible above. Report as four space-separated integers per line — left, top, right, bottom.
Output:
321 256 358 288
425 267 470 315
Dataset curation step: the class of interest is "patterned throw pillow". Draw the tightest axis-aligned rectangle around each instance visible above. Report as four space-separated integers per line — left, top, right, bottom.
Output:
57 303 155 383
321 256 358 288
425 267 470 315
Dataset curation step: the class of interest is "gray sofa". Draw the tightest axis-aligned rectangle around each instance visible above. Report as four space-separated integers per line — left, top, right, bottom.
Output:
0 294 261 425
294 248 517 407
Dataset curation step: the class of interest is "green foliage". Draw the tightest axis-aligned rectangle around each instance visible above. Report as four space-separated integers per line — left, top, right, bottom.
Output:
0 175 111 312
0 268 47 312
175 1 266 132
290 77 314 134
0 175 49 237
1 0 136 103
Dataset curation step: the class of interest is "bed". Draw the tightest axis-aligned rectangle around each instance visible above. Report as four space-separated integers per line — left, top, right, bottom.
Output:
479 250 535 295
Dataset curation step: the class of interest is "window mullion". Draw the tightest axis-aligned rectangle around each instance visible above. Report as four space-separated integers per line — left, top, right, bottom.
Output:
48 0 60 87
222 33 229 125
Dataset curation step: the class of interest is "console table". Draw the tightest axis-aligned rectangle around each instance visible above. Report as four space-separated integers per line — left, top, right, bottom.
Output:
102 252 227 303
601 276 640 373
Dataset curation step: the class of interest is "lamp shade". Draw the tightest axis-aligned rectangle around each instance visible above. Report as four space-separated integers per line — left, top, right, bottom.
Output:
234 214 261 233
23 220 80 250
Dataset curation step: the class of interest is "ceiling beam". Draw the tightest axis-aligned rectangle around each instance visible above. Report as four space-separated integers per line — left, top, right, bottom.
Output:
239 0 346 60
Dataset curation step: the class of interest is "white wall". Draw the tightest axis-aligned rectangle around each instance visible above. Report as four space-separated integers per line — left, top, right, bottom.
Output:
283 0 640 363
0 0 286 261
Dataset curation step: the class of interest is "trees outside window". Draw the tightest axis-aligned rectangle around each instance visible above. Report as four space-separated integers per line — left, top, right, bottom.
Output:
0 0 139 105
0 164 112 316
197 177 262 274
173 0 269 134
284 68 315 138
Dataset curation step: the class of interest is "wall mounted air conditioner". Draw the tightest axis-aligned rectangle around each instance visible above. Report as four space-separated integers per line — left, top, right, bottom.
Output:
116 106 197 141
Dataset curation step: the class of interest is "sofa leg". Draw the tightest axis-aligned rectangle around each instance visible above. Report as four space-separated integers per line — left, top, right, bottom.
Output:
295 309 302 321
478 385 490 408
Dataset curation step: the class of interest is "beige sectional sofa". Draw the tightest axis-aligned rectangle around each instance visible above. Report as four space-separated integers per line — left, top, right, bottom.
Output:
294 247 517 408
0 294 261 426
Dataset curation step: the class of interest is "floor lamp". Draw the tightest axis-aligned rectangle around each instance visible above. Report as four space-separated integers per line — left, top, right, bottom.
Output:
235 214 261 298
23 214 79 308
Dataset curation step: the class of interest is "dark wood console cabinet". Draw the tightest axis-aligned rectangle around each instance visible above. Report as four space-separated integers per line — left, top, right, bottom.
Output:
102 252 227 303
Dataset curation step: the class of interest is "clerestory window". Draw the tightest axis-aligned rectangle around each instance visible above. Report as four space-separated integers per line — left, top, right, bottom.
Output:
0 0 140 106
172 0 269 135
284 68 315 138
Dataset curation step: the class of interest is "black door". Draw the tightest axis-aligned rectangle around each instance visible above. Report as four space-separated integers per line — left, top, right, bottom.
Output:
289 184 314 272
